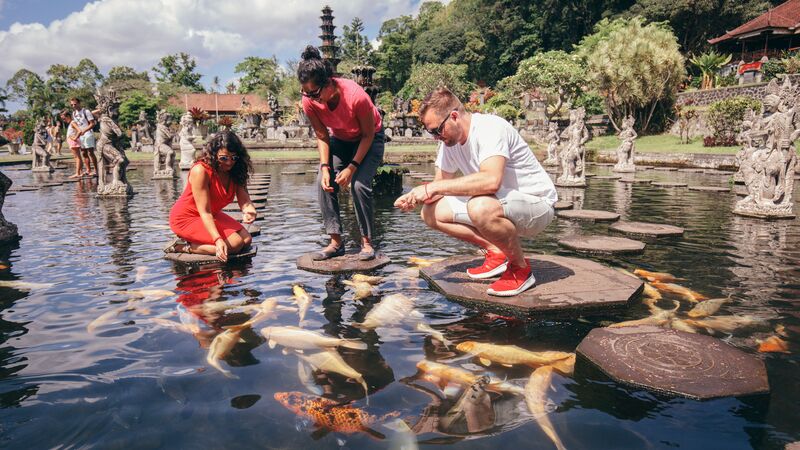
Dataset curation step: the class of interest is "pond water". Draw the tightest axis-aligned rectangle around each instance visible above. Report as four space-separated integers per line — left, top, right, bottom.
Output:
0 162 798 449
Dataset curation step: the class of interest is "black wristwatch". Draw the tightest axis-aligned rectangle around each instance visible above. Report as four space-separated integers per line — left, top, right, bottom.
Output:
349 160 361 169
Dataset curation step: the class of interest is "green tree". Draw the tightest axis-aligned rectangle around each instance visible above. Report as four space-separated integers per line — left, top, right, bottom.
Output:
340 17 373 64
234 56 282 96
5 69 61 117
374 15 416 93
152 52 204 92
399 63 474 101
578 17 685 132
502 50 587 120
689 51 732 89
0 88 8 114
106 66 150 83
118 91 160 128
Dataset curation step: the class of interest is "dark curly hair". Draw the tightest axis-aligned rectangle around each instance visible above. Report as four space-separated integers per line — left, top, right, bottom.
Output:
199 131 252 187
297 45 334 87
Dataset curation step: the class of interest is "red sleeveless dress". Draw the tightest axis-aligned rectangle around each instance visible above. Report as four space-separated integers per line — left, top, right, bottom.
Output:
169 161 243 245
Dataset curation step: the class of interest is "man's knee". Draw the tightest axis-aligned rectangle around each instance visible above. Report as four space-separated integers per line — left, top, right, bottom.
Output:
420 203 437 228
467 196 502 225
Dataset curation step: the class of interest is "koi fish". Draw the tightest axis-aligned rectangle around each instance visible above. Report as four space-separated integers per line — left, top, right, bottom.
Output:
684 315 764 334
292 284 312 322
756 336 789 353
261 326 367 352
273 391 392 439
352 274 384 285
642 282 662 301
299 350 370 401
0 264 9 270
642 298 679 315
110 289 175 300
650 282 708 303
354 294 421 329
608 310 674 329
633 269 683 283
455 341 573 370
669 318 698 334
415 323 452 349
525 366 567 450
0 280 53 290
342 280 375 300
407 256 444 268
687 298 729 318
415 360 525 395
150 317 201 335
206 327 248 378
87 305 127 333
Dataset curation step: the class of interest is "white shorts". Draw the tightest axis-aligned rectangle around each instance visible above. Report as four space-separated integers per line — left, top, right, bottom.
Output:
79 132 95 149
444 189 554 237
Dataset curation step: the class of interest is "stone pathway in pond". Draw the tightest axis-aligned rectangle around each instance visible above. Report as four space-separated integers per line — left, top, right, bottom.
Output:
558 235 646 255
609 221 684 238
296 252 391 274
556 209 620 222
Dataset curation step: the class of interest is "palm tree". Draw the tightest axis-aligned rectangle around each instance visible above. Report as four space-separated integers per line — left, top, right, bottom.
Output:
211 76 220 93
689 51 732 90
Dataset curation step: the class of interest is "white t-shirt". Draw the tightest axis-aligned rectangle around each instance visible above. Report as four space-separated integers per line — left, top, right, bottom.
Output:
435 113 558 206
72 108 94 130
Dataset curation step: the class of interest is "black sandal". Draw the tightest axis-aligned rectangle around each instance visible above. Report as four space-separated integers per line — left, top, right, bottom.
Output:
312 244 345 261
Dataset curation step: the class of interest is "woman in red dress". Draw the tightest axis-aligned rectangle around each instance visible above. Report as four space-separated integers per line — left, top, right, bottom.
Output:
166 131 256 261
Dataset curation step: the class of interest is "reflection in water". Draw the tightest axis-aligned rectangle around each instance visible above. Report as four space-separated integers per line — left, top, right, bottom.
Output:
98 198 133 273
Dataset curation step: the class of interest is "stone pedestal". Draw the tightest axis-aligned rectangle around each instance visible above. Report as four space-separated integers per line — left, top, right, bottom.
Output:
0 171 19 243
152 168 175 180
179 145 196 170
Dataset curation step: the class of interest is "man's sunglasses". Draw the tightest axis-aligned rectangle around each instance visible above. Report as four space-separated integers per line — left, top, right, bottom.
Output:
425 110 456 137
218 155 239 163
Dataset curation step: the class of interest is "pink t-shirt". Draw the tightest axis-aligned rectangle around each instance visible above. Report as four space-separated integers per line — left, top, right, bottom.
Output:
302 78 382 142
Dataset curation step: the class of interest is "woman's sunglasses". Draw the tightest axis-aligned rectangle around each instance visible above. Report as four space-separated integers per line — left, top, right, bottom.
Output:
301 81 328 99
217 155 239 163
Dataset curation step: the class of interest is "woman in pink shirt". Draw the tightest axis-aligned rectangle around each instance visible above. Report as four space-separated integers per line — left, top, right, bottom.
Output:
298 45 384 261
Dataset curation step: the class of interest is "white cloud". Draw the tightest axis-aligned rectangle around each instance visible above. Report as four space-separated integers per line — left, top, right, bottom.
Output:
0 0 420 85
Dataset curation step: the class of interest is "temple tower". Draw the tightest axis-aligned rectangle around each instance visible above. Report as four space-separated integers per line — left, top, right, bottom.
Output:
319 6 340 74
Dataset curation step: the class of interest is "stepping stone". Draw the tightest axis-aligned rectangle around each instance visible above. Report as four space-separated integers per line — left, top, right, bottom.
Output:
576 326 769 400
592 175 622 180
245 223 261 237
165 245 258 265
584 173 596 178
24 182 62 188
653 167 678 171
639 166 654 170
296 252 391 274
9 187 38 192
248 189 269 195
3 167 30 171
678 168 704 173
226 211 260 221
419 254 642 317
556 209 620 222
281 171 307 175
553 201 573 210
223 202 266 212
651 182 688 188
238 194 268 202
617 178 652 184
306 170 319 174
594 163 614 167
127 167 138 171
688 186 730 192
55 178 80 184
703 169 731 175
733 185 749 196
558 235 645 255
609 221 684 238
248 181 270 186
402 162 422 165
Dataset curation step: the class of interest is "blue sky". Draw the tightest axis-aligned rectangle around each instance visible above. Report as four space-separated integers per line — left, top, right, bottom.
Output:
0 0 431 113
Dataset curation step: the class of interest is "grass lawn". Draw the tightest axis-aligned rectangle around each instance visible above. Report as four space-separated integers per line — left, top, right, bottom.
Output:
586 134 740 154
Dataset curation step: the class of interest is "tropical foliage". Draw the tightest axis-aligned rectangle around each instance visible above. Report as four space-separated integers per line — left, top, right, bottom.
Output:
689 51 732 89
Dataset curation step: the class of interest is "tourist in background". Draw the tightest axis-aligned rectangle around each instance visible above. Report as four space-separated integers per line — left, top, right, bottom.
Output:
166 131 256 262
395 87 557 296
70 97 98 177
49 117 63 156
298 45 384 261
60 110 85 179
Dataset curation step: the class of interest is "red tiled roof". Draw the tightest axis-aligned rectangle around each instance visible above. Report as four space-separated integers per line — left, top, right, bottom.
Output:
167 93 271 113
710 0 800 44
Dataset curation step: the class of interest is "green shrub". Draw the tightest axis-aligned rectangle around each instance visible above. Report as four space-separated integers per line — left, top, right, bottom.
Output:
573 92 605 115
706 96 761 143
761 59 786 82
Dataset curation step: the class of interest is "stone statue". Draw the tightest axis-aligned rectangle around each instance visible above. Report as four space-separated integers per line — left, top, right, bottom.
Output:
152 110 176 179
31 118 54 172
734 77 799 219
556 107 590 187
267 92 278 114
0 171 19 242
136 110 153 150
94 89 133 196
178 112 196 170
613 115 637 173
734 108 759 184
543 122 560 166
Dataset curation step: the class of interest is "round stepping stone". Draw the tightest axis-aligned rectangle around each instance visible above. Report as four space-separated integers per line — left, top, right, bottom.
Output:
296 252 390 274
702 169 731 175
280 171 306 175
556 209 620 222
688 186 730 192
651 182 687 188
165 245 258 264
609 221 684 238
576 326 769 400
558 235 645 255
592 175 622 180
419 254 642 317
553 201 573 210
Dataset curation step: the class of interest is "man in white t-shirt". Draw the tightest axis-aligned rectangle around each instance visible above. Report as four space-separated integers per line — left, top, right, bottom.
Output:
395 88 557 296
70 97 99 177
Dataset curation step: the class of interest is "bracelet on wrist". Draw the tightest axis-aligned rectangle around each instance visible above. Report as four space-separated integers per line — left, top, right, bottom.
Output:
214 237 223 244
349 160 361 168
320 163 330 170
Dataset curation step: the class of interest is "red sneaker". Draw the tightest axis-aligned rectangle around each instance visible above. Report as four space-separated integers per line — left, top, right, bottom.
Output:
487 262 536 297
467 250 508 279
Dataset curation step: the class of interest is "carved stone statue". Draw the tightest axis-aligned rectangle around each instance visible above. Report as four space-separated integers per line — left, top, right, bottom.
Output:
734 77 798 219
178 112 196 170
31 118 54 172
543 122 560 166
267 92 278 114
556 107 590 187
94 89 134 196
0 171 19 242
152 110 176 179
137 110 154 150
734 108 758 184
613 115 637 173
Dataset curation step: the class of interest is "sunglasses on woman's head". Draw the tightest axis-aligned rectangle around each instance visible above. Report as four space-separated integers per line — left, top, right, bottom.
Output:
217 155 238 162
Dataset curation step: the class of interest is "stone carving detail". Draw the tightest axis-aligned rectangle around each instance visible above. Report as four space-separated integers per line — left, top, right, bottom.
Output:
152 110 176 179
131 110 153 152
556 107 590 187
31 118 54 172
613 115 637 173
94 89 133 196
543 122 560 166
0 171 19 242
178 112 196 170
734 78 799 218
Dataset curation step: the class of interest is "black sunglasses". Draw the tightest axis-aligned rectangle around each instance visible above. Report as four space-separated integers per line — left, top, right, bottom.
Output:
217 154 239 163
425 110 455 137
301 81 329 99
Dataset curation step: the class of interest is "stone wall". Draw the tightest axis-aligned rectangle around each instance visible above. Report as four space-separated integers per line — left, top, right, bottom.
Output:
676 74 800 107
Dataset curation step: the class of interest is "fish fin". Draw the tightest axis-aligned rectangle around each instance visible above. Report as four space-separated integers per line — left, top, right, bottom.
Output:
479 357 492 367
361 426 386 440
409 310 424 320
268 339 277 349
310 427 331 441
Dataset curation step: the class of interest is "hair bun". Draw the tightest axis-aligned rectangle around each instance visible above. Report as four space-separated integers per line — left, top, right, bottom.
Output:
301 45 321 61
